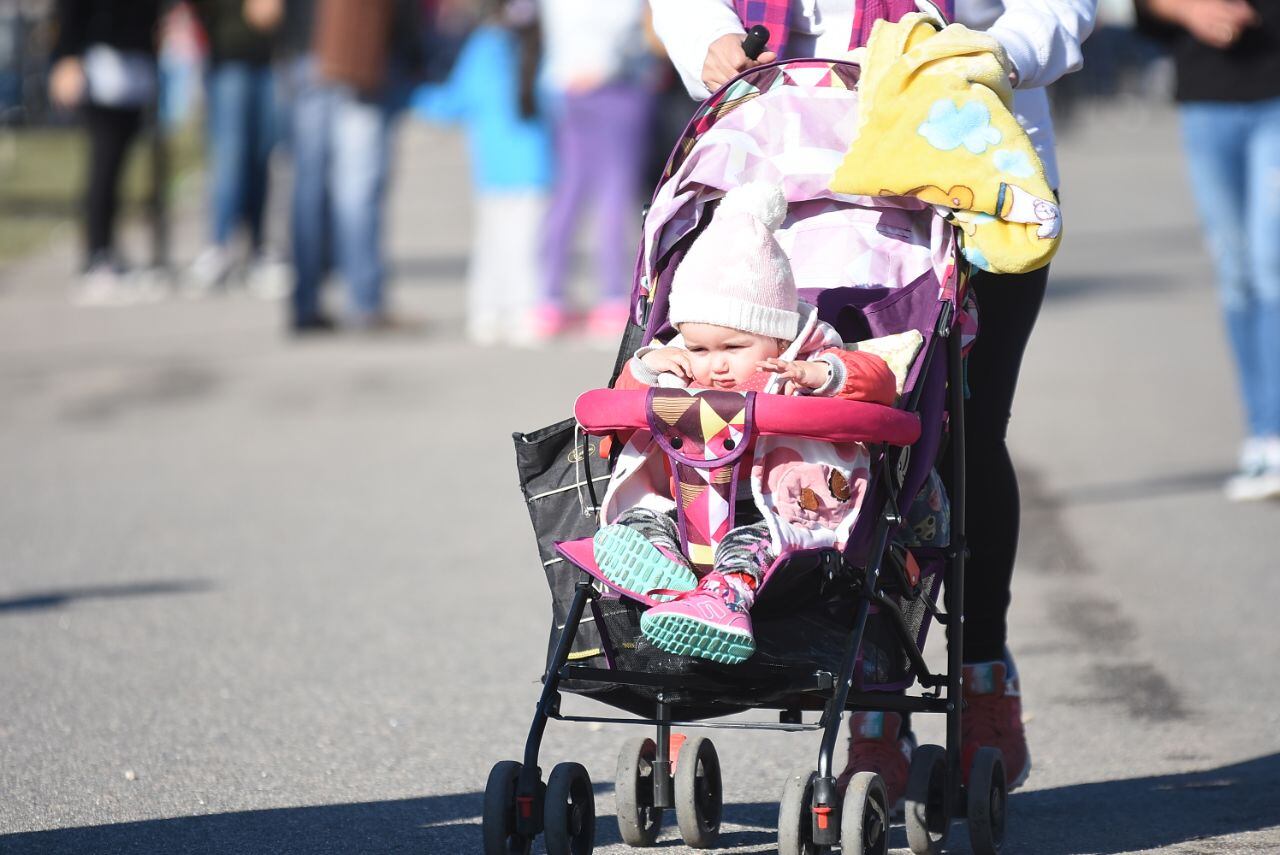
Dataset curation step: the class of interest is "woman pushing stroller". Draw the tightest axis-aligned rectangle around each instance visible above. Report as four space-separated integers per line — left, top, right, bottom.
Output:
593 182 899 663
645 0 1096 811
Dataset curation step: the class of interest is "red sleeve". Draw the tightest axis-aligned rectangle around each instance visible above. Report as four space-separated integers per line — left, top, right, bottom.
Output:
821 349 898 405
613 359 652 391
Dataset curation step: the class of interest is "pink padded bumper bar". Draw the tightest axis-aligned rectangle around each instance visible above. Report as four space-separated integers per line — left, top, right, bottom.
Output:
574 388 921 447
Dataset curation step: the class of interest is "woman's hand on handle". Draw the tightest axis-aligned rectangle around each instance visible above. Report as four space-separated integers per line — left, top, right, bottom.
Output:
701 34 776 92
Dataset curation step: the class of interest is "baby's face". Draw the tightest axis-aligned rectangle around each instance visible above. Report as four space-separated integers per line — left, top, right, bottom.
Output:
679 323 784 389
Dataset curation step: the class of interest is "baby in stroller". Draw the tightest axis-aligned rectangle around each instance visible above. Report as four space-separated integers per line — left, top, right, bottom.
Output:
592 182 900 664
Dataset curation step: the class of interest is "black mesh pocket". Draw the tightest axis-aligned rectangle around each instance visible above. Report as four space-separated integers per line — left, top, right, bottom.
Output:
857 550 944 690
514 419 613 678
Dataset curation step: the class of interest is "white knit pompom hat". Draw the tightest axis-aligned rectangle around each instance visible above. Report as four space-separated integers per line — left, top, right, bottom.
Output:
668 182 799 340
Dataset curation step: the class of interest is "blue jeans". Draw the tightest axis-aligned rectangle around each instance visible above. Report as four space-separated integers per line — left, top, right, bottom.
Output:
1181 98 1280 437
287 59 392 323
206 62 277 249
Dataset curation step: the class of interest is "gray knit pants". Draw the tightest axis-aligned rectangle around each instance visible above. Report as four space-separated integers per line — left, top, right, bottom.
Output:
613 507 775 588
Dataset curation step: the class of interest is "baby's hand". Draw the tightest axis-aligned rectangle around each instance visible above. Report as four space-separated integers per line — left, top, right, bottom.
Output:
757 358 830 395
641 347 693 381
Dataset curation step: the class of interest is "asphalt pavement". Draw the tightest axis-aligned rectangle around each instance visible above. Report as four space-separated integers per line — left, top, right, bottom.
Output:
1 102 1277 854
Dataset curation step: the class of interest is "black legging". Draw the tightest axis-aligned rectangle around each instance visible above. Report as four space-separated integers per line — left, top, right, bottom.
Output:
83 104 143 262
943 265 1049 663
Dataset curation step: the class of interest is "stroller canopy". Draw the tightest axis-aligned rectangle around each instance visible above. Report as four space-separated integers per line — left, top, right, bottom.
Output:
639 60 958 318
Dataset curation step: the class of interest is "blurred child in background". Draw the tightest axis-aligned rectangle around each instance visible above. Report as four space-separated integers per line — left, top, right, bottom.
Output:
412 0 551 345
537 0 653 342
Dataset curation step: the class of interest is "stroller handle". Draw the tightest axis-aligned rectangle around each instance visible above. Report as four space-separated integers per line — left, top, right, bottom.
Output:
575 388 921 446
741 25 770 60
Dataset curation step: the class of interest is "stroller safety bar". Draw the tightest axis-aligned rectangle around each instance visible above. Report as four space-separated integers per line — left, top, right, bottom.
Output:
574 388 922 446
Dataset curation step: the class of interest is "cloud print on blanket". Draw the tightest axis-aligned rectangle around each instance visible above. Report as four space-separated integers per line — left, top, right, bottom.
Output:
917 99 1002 155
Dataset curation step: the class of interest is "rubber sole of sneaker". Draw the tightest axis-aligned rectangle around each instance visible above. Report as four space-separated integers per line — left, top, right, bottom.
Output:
593 525 696 601
1009 751 1031 791
640 611 755 664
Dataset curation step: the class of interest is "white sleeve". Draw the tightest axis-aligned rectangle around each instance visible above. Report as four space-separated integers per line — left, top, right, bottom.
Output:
984 0 1098 90
648 0 746 100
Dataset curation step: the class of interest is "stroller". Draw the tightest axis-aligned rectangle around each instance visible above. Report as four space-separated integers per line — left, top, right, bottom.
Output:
494 50 1005 855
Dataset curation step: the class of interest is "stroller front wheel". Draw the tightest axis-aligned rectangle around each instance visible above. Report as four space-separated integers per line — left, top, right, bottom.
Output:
542 762 596 855
616 737 664 846
967 747 1007 855
544 761 596 855
482 760 534 855
905 743 949 854
777 768 821 855
841 771 890 855
674 735 722 848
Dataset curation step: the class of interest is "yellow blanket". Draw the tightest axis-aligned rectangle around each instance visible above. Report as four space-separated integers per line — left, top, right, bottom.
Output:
830 13 1061 274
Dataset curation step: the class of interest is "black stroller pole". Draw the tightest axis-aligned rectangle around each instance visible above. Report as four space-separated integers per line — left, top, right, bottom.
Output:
945 302 968 819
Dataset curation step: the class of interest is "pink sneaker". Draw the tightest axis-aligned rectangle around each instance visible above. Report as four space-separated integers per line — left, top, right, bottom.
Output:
585 300 630 338
527 303 570 340
639 572 755 664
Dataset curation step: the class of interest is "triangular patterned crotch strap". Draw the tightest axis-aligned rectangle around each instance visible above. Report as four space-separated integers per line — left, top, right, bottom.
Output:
645 388 757 574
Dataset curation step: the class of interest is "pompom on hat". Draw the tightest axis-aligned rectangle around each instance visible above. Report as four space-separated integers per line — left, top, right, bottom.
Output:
668 182 799 341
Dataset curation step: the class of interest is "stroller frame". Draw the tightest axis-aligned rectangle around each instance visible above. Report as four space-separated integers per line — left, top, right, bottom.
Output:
489 50 1013 855
495 299 1002 855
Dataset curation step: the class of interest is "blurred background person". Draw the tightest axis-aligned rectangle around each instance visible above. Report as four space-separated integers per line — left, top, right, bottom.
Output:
536 0 653 343
412 0 552 347
281 0 424 334
1140 0 1280 500
47 0 163 306
157 2 207 131
186 0 285 296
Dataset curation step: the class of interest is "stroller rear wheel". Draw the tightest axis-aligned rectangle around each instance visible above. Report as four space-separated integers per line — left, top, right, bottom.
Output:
544 761 596 855
841 771 890 855
674 735 722 848
482 760 534 855
777 768 821 855
967 747 1007 855
615 737 664 846
905 744 948 854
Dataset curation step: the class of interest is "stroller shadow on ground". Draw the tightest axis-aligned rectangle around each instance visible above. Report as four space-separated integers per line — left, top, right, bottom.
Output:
3 753 1276 854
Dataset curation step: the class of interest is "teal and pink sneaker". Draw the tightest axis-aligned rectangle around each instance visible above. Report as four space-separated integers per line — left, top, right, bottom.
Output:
592 524 697 602
640 572 756 664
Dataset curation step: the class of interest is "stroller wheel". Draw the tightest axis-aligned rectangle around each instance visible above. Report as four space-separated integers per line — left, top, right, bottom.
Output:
777 768 821 855
544 762 596 855
841 771 890 855
967 747 1007 855
616 737 664 847
905 744 948 854
482 760 533 855
674 736 722 848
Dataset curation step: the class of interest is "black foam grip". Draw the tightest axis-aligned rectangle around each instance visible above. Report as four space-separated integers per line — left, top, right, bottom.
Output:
741 25 770 60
